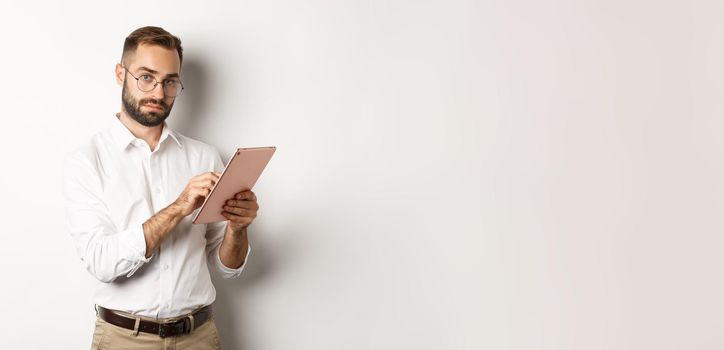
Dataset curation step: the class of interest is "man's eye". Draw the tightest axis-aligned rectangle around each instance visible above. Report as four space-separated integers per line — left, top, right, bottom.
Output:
141 75 153 81
164 80 178 87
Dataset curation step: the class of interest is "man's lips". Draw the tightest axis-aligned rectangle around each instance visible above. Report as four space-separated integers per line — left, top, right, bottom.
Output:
144 103 164 111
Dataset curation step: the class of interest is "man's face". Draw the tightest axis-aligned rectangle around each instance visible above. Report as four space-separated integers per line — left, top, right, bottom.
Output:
118 44 181 127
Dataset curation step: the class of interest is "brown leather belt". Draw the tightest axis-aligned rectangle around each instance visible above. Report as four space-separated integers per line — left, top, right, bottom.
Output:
97 305 212 338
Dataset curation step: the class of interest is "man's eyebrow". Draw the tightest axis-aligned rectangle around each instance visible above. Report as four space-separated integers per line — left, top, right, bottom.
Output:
136 66 180 79
136 66 158 75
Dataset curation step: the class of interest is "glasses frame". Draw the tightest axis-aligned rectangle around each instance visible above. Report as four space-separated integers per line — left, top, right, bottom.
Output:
122 66 185 97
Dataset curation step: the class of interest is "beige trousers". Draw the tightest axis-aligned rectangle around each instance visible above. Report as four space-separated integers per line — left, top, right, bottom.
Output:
90 315 221 350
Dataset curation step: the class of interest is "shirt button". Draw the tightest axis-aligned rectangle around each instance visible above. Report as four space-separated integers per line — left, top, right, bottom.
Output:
163 264 169 270
155 187 161 193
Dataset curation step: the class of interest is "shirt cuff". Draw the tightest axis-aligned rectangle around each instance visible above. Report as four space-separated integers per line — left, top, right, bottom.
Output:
215 243 251 279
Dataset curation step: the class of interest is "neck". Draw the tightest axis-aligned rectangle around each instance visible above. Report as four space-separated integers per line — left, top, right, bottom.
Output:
116 111 163 151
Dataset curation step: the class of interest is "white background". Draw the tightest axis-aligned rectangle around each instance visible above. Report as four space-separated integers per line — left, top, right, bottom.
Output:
1 0 723 349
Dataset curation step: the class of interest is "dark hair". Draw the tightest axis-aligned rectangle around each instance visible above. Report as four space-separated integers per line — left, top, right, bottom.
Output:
121 26 183 65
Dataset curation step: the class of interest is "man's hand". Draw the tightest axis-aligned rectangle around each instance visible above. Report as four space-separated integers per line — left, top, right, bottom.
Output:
222 190 259 233
143 171 220 258
174 172 221 216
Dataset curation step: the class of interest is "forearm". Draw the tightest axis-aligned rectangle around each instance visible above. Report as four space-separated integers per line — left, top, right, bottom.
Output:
219 226 250 269
142 202 186 258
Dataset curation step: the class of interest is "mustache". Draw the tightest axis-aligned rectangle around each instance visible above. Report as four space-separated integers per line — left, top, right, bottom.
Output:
139 98 170 109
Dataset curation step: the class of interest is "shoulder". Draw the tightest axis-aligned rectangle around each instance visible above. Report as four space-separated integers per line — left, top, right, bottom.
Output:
62 130 115 192
179 133 220 155
174 133 224 170
63 129 112 173
176 133 221 159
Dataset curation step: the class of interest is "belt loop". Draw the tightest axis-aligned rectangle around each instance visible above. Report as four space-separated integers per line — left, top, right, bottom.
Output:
131 316 141 336
188 314 195 333
94 304 99 316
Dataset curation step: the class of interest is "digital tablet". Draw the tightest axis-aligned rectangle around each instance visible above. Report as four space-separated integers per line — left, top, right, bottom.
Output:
192 146 276 224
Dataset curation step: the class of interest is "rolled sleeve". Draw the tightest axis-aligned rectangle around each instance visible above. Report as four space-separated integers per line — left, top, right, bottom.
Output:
124 224 153 277
204 220 250 279
213 242 251 279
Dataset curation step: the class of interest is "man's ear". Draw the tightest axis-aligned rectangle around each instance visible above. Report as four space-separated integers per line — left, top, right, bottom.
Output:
115 63 125 87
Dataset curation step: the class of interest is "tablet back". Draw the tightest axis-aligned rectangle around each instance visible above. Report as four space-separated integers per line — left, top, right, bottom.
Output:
193 146 276 224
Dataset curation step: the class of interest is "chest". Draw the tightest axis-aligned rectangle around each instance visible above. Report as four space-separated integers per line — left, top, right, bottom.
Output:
99 148 208 229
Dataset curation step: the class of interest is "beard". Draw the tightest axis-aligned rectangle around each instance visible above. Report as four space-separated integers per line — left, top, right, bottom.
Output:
121 82 174 127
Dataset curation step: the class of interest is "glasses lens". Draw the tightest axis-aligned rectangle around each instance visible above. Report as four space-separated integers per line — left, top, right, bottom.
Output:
137 76 156 92
164 82 181 97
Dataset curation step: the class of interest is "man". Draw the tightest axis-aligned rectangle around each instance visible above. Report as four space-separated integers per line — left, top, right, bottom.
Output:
63 26 257 349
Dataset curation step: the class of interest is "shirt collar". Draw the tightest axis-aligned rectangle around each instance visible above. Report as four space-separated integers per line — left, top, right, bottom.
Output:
110 114 183 151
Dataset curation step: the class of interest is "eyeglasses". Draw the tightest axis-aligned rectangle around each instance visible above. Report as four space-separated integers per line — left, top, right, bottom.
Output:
123 66 184 97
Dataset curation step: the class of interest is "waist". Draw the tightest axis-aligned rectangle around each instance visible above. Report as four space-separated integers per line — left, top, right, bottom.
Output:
93 273 217 318
97 304 213 338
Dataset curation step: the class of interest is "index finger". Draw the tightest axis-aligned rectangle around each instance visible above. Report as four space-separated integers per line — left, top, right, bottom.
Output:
201 171 221 179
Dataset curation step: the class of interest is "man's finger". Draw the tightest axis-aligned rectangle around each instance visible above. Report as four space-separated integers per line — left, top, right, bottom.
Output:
226 199 258 209
195 172 220 181
235 191 256 201
223 205 253 217
192 179 216 190
222 211 252 225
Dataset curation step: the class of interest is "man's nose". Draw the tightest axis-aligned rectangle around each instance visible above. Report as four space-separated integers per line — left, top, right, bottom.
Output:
149 83 166 99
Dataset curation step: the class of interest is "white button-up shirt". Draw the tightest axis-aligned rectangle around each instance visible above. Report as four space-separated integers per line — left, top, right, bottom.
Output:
63 114 249 319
